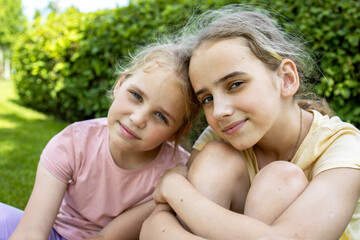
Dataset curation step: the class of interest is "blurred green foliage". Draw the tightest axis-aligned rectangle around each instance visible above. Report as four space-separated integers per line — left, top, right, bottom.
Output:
0 0 26 49
268 0 360 126
11 0 360 127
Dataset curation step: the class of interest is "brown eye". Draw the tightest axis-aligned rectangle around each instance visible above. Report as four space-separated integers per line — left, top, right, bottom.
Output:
230 82 243 89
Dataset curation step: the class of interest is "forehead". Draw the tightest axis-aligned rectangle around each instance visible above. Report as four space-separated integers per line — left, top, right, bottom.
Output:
189 38 260 84
126 66 186 117
129 65 179 86
191 38 256 66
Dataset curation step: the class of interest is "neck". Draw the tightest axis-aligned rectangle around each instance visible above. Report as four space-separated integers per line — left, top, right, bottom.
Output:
110 144 162 170
255 105 308 169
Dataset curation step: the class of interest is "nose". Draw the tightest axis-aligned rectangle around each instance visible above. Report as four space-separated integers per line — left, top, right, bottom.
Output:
130 108 147 129
213 97 234 120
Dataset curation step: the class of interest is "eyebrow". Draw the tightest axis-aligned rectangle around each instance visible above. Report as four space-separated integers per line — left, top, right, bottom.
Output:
195 71 247 97
132 85 147 99
131 85 176 123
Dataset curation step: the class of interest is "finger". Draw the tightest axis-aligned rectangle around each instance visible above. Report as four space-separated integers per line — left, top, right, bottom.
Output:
153 192 161 205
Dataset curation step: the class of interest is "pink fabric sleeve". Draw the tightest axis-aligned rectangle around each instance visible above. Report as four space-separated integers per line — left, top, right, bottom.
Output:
40 124 76 183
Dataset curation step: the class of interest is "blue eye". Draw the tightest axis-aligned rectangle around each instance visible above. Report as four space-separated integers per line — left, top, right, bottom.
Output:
202 96 213 105
131 91 142 102
230 82 243 89
155 112 167 123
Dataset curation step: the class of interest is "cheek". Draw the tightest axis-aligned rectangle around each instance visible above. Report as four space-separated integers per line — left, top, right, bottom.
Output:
233 86 270 113
203 107 219 130
145 127 173 145
109 101 122 117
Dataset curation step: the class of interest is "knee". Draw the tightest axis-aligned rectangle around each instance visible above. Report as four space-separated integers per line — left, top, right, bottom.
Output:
140 209 175 239
257 161 309 191
188 141 248 185
140 212 160 239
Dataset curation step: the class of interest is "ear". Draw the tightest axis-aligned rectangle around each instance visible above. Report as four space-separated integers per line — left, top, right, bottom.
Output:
113 75 126 97
277 59 299 98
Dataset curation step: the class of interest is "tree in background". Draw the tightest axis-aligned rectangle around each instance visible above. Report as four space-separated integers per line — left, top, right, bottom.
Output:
0 0 26 80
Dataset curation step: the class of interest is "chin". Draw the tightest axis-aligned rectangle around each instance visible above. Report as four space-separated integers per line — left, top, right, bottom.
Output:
224 138 252 151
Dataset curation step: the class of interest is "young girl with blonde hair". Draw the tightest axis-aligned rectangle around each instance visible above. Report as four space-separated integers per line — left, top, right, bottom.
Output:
141 5 360 240
0 41 200 240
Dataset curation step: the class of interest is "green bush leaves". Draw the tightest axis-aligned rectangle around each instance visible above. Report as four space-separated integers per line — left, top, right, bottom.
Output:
12 0 360 127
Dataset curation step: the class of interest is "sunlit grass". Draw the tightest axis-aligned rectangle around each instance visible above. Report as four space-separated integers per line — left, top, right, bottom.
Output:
0 80 68 209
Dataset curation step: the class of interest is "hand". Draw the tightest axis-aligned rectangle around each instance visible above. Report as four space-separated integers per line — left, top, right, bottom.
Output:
153 163 188 204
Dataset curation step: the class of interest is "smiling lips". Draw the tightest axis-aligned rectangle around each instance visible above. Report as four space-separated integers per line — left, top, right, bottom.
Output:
222 119 247 135
119 122 140 140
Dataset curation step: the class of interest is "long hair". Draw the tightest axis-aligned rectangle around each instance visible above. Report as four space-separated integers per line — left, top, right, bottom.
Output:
181 5 333 116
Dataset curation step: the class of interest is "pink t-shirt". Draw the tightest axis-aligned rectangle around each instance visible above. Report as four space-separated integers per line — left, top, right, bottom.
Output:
40 118 189 240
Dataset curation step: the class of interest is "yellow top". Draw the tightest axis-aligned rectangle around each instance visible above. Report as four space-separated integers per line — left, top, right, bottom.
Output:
193 110 360 240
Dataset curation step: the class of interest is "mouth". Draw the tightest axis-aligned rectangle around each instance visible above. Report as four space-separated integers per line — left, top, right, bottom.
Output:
222 119 247 136
119 122 141 140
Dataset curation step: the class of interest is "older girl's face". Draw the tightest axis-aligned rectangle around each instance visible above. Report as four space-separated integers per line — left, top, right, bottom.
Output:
189 38 284 150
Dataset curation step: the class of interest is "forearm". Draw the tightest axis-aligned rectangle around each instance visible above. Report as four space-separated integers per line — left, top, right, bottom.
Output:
140 204 206 240
10 163 66 240
9 215 50 240
163 169 360 240
163 175 276 240
10 230 48 240
9 205 56 240
86 200 156 240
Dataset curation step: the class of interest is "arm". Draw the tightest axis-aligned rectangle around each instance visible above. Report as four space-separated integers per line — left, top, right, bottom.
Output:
186 149 199 168
155 166 360 240
84 200 157 240
140 204 207 240
10 162 67 240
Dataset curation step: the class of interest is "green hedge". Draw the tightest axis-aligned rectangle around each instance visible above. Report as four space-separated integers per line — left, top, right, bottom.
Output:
268 0 360 125
12 0 198 121
12 0 360 127
12 8 88 120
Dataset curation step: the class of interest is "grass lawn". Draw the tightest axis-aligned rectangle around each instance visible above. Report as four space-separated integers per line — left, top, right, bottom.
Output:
0 80 68 210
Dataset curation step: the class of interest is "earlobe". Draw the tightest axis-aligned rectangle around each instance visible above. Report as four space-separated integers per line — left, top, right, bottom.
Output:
278 59 300 98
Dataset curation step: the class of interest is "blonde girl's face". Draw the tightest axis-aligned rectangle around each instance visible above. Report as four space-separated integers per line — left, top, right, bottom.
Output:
189 38 284 150
107 65 186 154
